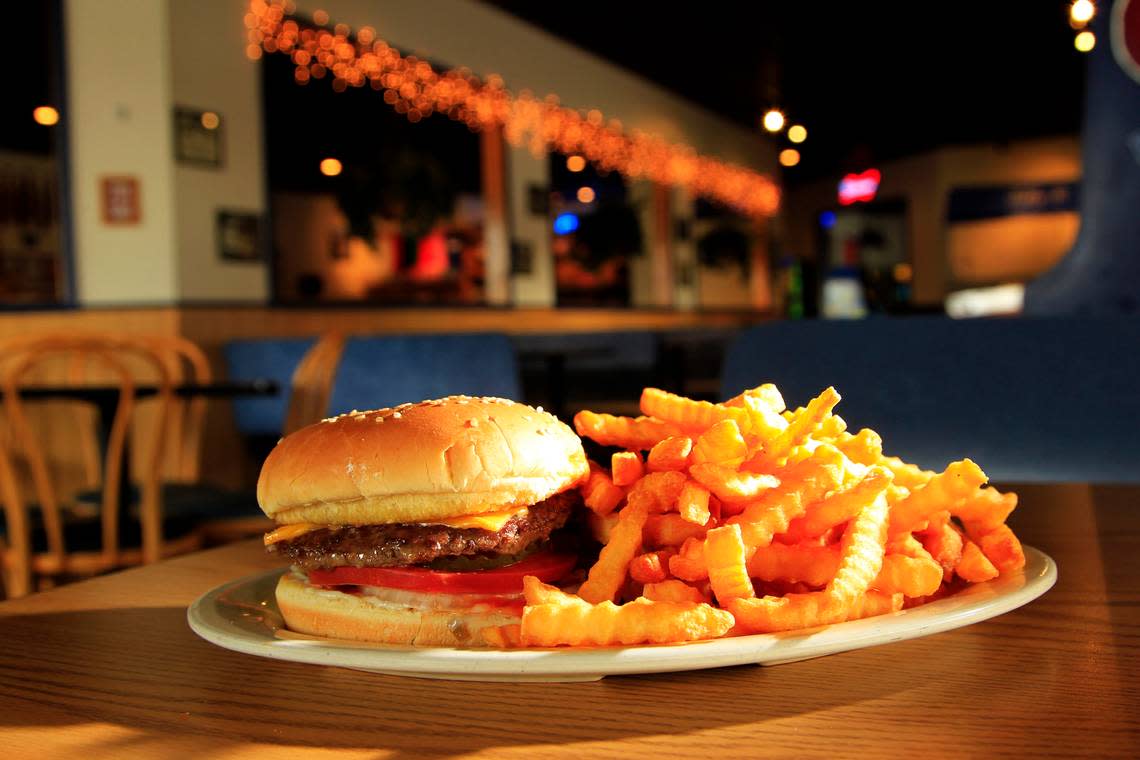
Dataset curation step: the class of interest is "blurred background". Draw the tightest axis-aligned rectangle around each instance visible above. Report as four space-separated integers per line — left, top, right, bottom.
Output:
4 0 1119 316
2 1 1138 595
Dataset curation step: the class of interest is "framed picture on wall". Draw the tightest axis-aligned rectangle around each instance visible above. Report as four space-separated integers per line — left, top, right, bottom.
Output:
216 209 263 262
174 106 223 167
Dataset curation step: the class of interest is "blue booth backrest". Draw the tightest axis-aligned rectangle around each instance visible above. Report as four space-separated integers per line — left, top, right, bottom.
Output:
511 331 658 372
326 333 521 416
223 336 317 435
721 317 1140 483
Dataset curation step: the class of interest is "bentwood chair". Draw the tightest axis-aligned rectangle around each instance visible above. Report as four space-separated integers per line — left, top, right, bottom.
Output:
283 332 346 435
139 335 213 482
197 332 346 544
0 336 200 598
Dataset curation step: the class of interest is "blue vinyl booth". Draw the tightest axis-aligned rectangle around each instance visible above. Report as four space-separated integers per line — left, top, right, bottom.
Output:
224 333 521 436
721 317 1140 483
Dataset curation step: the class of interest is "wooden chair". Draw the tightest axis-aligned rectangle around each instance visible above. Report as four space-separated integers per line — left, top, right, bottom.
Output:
0 336 199 598
199 332 346 545
283 331 346 435
139 335 212 482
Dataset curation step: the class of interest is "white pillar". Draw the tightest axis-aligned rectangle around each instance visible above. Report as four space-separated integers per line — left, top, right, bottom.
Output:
65 0 178 304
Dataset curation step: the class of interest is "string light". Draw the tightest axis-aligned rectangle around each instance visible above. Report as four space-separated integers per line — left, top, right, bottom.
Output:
33 106 59 126
762 109 785 133
319 157 343 176
244 0 779 218
576 186 596 203
566 155 586 172
1075 30 1096 52
778 149 800 167
787 125 807 144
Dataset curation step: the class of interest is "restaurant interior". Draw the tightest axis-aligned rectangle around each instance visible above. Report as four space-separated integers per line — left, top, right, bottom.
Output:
1 1 1138 754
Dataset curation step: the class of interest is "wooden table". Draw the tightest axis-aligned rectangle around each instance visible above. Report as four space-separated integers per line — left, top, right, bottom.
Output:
1 483 1136 757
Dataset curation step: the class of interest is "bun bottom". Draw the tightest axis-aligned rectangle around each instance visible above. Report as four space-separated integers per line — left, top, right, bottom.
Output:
275 572 520 648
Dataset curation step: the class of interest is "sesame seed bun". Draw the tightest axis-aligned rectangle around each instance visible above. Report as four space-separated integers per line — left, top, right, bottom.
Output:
257 396 589 526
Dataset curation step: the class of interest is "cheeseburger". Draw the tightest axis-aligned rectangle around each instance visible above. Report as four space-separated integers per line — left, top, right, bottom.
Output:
259 396 589 647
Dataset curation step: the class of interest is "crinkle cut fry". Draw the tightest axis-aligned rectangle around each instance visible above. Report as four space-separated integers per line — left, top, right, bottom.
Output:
642 579 710 604
880 455 936 490
611 450 645 486
691 420 747 466
647 435 693 472
723 383 786 413
644 513 709 547
833 428 883 466
888 459 988 535
677 480 712 526
704 524 755 603
573 410 684 450
727 590 903 633
727 491 890 633
749 543 942 598
954 532 999 582
639 387 749 433
964 521 1025 574
952 487 1018 533
581 465 625 516
689 463 780 504
916 520 963 581
749 543 840 587
520 578 734 646
577 501 649 604
727 444 846 548
748 386 841 468
781 465 893 544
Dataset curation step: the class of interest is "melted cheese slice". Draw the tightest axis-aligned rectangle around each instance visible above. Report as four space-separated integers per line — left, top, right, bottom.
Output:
263 506 529 546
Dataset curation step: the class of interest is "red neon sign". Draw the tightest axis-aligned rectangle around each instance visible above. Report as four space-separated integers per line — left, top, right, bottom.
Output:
838 169 881 205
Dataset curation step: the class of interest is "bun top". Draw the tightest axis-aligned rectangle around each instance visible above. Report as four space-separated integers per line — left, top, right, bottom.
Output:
257 396 589 526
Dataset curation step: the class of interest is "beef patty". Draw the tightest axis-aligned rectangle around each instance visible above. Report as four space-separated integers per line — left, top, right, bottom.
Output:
267 489 579 570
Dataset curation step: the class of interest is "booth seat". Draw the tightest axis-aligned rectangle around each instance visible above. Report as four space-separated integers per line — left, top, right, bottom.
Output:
722 317 1140 483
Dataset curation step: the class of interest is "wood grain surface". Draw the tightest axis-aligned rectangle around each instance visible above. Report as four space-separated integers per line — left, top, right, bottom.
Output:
1 483 1137 758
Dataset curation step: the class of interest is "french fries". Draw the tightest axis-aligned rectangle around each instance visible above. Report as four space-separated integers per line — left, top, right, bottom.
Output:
502 383 1029 648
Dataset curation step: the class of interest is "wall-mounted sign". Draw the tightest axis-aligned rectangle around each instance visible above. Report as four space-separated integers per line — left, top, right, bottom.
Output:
101 176 141 224
838 169 881 206
947 182 1079 222
174 106 223 167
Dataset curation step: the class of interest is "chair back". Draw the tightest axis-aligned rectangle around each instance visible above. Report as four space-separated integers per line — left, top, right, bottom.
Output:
283 332 346 435
0 336 174 597
223 337 319 435
721 317 1140 483
326 333 521 416
138 335 212 481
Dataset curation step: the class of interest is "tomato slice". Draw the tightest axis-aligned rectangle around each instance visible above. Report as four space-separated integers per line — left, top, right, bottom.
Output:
306 550 576 594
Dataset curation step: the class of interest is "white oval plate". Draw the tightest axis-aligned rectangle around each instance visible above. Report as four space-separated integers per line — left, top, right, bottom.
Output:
188 546 1055 682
